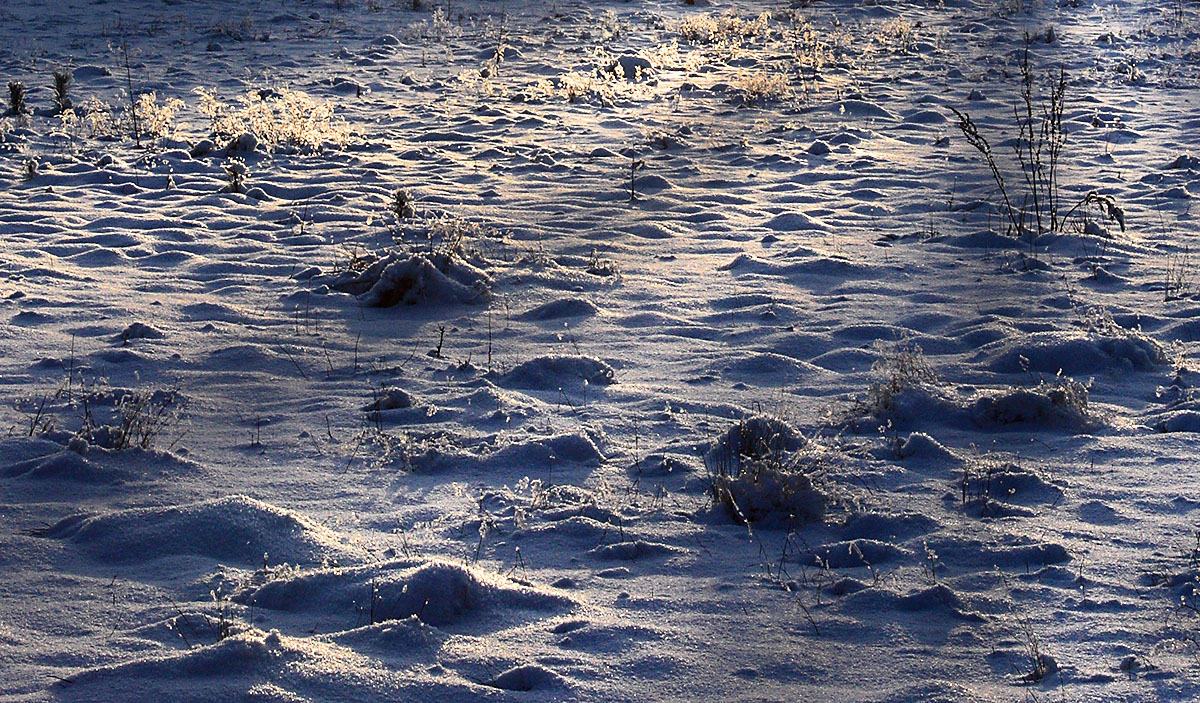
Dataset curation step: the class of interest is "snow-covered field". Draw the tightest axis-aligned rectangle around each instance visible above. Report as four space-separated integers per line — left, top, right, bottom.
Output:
1 0 1199 700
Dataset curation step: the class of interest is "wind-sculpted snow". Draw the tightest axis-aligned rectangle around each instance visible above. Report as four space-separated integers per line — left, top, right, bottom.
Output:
2 0 1200 700
238 559 574 629
45 496 365 566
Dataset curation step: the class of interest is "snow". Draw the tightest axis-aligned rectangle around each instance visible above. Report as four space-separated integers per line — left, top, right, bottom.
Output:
2 0 1200 700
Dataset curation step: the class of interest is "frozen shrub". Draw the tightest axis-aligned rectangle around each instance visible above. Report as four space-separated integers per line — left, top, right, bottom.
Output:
334 208 498 307
707 415 805 469
6 81 26 116
58 98 117 139
730 70 791 106
831 341 965 435
85 388 184 451
401 7 459 43
1081 306 1166 368
52 69 72 113
134 92 184 141
857 340 938 418
552 65 650 106
639 39 703 73
709 457 826 525
196 88 350 152
220 158 248 194
970 375 1095 430
873 16 919 54
679 12 771 45
706 415 828 525
56 93 181 143
389 189 416 222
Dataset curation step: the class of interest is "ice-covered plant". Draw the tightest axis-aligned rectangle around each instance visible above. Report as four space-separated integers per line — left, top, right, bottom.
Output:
403 7 459 43
53 93 180 145
422 212 484 258
7 81 26 116
679 11 771 45
627 155 644 203
60 98 119 139
951 46 1125 241
195 88 350 152
1078 305 1166 367
865 340 938 414
390 189 416 221
134 92 184 142
873 16 918 54
108 387 183 451
52 69 72 113
220 158 248 194
970 372 1095 430
730 69 791 106
706 416 829 525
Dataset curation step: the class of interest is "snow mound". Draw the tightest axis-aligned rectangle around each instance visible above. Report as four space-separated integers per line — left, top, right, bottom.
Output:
0 437 74 466
829 99 898 120
610 54 654 80
491 432 604 466
991 331 1165 374
1077 500 1130 525
55 628 477 702
321 615 444 656
1155 410 1200 433
411 432 604 474
45 495 363 566
238 559 573 628
633 173 671 193
589 540 683 561
4 447 107 482
706 415 806 468
764 211 830 232
840 512 941 541
864 682 980 703
362 387 413 412
58 631 285 697
3 440 198 483
802 539 911 569
845 584 982 620
896 432 961 462
843 385 960 432
720 352 817 382
970 380 1095 431
518 516 618 542
986 542 1071 568
708 459 827 524
489 664 566 691
331 252 490 307
956 460 1064 517
114 322 165 343
502 355 615 390
1168 153 1199 170
520 297 599 321
847 367 1097 433
971 463 1061 502
926 536 1070 570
